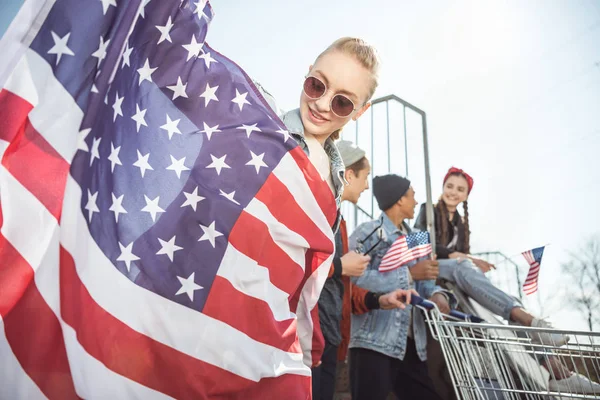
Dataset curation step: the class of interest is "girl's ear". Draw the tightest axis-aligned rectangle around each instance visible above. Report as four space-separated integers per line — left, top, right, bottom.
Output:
353 102 371 121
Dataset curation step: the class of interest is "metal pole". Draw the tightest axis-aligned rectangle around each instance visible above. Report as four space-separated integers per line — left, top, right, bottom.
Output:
370 105 375 218
386 100 391 172
473 251 524 300
421 112 436 254
403 106 408 176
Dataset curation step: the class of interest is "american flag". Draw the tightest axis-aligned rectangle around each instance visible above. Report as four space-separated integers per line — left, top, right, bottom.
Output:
0 1 336 398
378 231 432 272
522 246 545 295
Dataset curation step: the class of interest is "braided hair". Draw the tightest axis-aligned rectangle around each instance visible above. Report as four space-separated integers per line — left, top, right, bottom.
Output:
437 171 471 254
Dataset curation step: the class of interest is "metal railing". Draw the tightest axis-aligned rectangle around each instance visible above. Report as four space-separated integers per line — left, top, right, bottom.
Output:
341 93 435 248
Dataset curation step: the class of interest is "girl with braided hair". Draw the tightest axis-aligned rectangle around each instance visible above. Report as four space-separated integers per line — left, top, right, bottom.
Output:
415 167 600 394
415 167 565 341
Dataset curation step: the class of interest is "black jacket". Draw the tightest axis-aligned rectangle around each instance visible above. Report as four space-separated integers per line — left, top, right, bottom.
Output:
414 203 467 259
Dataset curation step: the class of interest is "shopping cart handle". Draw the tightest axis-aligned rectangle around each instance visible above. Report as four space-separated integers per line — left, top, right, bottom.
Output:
410 295 485 323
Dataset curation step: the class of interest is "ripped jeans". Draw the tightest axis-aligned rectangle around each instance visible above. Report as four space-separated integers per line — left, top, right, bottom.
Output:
437 258 522 321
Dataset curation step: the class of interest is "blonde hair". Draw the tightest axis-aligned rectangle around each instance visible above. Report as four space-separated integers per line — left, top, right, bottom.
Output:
316 37 380 101
316 37 380 140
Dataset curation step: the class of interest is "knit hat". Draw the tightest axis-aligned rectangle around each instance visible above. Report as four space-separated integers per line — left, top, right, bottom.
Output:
372 174 411 211
336 140 366 168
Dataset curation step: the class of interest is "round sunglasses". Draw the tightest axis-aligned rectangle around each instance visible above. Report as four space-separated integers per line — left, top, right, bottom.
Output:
303 76 361 118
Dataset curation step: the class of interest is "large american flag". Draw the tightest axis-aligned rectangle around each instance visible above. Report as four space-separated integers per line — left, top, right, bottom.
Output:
522 246 545 295
0 1 336 398
378 231 432 272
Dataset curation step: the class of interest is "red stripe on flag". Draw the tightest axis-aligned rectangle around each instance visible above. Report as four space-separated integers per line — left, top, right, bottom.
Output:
288 147 337 228
0 90 33 144
1 116 70 221
288 248 331 313
255 173 333 255
203 276 302 354
0 233 80 400
228 211 304 297
0 88 70 221
59 246 310 399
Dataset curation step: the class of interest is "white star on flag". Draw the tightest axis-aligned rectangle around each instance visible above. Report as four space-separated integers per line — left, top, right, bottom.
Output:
160 115 182 140
91 35 110 67
117 242 140 272
85 189 99 222
206 154 231 175
194 0 209 19
155 16 175 44
167 77 189 100
121 42 133 69
181 187 205 211
156 236 183 262
231 89 251 111
107 142 122 172
199 51 217 69
109 193 127 222
199 83 219 107
138 0 151 18
99 0 117 15
112 92 124 121
200 122 221 140
137 58 157 85
219 189 240 205
77 128 91 152
182 35 203 61
90 137 101 166
237 123 261 138
277 128 291 142
47 31 75 65
246 151 268 173
198 221 223 248
141 195 165 222
133 150 153 177
175 272 203 301
166 155 190 179
131 104 148 132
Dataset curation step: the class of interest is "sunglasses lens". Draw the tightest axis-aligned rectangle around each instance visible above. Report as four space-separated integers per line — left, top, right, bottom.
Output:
332 94 355 117
303 76 326 99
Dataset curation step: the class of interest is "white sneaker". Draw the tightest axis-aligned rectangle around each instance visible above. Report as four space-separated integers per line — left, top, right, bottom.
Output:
549 373 600 394
530 318 569 346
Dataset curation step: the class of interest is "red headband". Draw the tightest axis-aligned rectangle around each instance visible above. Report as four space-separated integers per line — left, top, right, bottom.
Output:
444 167 474 194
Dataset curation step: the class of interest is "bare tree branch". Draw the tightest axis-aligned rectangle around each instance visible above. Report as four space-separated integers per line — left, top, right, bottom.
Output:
562 236 600 331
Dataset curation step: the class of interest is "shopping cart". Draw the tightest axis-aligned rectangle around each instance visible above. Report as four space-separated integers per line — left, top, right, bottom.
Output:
411 295 600 400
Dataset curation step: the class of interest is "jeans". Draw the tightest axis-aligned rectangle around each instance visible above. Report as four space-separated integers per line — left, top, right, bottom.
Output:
437 259 521 321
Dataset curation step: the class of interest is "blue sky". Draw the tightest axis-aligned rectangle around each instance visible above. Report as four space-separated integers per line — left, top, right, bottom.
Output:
2 0 599 330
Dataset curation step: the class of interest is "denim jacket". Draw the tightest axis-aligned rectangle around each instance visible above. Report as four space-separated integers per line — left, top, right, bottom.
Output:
349 213 455 361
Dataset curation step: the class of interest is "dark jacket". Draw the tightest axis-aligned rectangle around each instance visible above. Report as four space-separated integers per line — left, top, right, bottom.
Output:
414 203 467 259
317 218 380 361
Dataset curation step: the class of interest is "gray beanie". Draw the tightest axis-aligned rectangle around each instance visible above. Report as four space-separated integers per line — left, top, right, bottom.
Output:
372 174 411 211
336 140 366 168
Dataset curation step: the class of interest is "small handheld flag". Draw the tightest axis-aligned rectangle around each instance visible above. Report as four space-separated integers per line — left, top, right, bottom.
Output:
522 246 545 295
378 231 432 272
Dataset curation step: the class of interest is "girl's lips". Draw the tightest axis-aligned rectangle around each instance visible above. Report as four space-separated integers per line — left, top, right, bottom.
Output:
308 107 328 124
